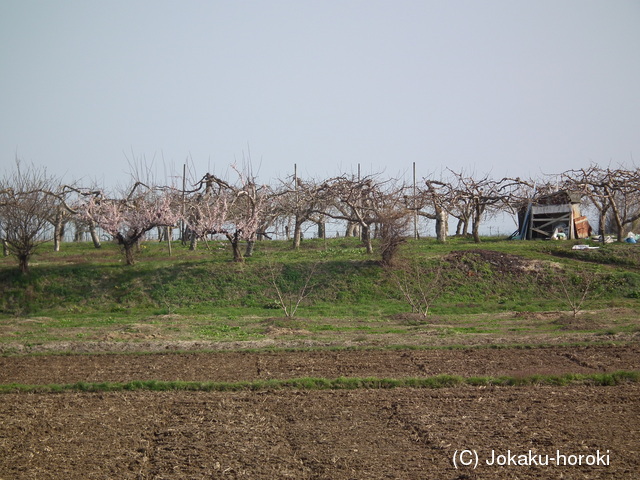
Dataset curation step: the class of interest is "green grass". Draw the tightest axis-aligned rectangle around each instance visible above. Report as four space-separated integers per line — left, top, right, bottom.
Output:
1 236 639 345
2 371 638 394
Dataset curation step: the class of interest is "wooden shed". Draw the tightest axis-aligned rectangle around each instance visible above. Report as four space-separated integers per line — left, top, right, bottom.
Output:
514 191 592 240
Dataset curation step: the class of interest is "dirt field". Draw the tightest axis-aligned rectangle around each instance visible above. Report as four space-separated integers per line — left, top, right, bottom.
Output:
1 386 638 479
1 345 639 479
1 344 639 385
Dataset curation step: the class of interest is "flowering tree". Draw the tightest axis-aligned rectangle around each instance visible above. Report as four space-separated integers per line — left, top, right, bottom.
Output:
78 182 180 265
186 168 268 262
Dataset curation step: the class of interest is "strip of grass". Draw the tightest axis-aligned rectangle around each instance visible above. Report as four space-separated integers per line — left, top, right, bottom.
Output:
0 339 633 358
1 371 638 394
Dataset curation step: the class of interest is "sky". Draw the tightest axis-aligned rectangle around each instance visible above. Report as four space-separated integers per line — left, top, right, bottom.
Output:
1 0 639 193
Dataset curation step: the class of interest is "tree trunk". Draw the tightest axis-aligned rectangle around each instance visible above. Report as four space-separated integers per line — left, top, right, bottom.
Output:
231 242 243 262
166 227 172 256
362 224 373 254
189 230 198 251
245 240 255 257
227 233 244 262
53 213 64 252
598 209 607 243
317 221 325 239
2 239 8 257
293 217 304 249
435 209 448 243
74 225 84 242
53 230 61 252
472 206 482 243
472 221 481 243
346 222 360 238
611 206 624 242
89 222 102 249
18 254 29 274
345 222 354 237
123 242 136 265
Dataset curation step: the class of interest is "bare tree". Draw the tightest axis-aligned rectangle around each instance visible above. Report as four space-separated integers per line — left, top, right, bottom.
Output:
563 164 640 241
275 176 330 249
47 185 80 252
377 186 413 267
415 178 452 242
267 261 318 318
0 161 61 274
388 258 447 318
548 270 600 318
318 174 412 262
448 170 517 243
322 174 384 254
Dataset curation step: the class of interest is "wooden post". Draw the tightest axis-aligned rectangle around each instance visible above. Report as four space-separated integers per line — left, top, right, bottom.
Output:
413 162 418 239
181 163 187 244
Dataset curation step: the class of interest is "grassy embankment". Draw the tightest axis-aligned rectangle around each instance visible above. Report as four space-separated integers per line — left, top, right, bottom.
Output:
0 235 639 347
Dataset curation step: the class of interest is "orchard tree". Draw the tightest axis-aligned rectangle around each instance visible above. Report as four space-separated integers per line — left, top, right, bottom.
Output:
78 182 180 265
563 164 640 241
377 186 413 267
448 170 516 243
185 167 268 262
70 216 102 248
415 178 453 243
322 174 385 254
47 185 80 252
322 173 411 262
274 175 330 249
0 161 61 274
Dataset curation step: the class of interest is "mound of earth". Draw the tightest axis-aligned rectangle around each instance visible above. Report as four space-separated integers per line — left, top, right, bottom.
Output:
444 249 546 275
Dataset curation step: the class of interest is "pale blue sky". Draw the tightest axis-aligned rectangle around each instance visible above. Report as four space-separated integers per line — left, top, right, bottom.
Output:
1 0 639 188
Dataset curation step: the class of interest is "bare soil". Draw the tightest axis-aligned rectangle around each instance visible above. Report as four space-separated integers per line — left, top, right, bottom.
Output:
1 345 639 479
1 386 638 479
1 344 639 385
445 248 547 275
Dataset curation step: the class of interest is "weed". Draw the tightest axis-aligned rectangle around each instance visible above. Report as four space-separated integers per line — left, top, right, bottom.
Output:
266 260 318 318
386 257 449 317
548 271 601 317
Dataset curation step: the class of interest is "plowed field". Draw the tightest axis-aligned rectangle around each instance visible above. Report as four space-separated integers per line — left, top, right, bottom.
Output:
1 345 639 479
1 344 639 385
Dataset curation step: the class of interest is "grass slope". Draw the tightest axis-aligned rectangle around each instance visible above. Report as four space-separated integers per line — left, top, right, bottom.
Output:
0 236 638 348
2 236 639 315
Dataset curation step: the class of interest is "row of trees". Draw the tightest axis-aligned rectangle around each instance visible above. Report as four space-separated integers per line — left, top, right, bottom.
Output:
2 160 640 273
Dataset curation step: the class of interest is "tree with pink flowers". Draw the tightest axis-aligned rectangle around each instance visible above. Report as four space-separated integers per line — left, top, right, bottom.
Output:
79 182 181 265
185 167 269 262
